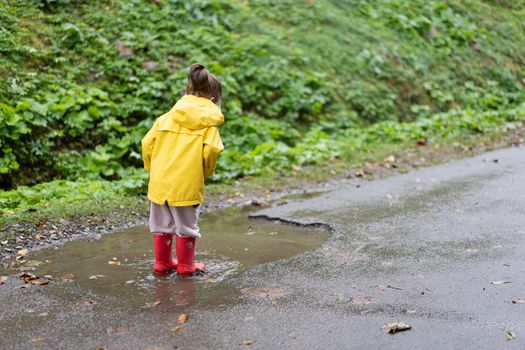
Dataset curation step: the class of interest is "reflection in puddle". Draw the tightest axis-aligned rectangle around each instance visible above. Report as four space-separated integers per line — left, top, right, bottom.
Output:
1 206 328 305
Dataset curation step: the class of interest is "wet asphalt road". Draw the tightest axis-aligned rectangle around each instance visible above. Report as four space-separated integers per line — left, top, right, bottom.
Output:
1 146 524 349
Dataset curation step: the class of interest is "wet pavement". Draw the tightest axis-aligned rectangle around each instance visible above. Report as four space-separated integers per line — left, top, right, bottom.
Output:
0 207 328 349
1 147 525 349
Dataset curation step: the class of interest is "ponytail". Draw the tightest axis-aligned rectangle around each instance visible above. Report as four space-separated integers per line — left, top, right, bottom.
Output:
186 63 222 106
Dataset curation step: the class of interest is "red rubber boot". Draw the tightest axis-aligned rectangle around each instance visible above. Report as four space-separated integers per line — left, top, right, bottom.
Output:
153 234 178 275
175 236 206 275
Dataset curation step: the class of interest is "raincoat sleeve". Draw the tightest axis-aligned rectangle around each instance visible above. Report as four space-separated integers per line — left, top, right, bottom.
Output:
141 120 158 172
203 126 224 178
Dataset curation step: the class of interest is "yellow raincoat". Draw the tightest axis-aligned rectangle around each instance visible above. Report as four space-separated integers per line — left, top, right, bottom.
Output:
142 95 224 206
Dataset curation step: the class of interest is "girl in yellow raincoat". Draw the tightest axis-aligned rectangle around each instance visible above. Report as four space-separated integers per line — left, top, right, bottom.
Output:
142 63 224 275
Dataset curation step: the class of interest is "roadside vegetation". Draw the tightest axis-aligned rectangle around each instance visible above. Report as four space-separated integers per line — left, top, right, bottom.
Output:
1 0 524 224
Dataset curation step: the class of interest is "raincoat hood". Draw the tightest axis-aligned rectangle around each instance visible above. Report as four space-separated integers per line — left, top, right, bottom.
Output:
167 94 224 130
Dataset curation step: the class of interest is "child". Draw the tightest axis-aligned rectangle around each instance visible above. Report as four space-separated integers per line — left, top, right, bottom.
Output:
141 63 224 275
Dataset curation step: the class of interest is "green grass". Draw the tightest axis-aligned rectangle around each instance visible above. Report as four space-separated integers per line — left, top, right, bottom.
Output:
0 179 147 225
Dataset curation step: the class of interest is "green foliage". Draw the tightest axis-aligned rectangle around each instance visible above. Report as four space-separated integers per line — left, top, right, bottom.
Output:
0 0 524 190
361 1 487 49
2 102 523 218
216 102 525 180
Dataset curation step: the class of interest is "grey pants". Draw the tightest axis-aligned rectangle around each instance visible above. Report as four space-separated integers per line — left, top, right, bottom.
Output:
149 202 201 238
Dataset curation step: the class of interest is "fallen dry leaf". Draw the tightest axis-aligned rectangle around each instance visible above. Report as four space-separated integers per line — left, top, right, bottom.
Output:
506 331 516 341
171 326 182 333
267 293 277 307
384 155 396 164
242 287 286 299
72 299 97 311
145 301 161 308
19 272 37 282
376 284 403 291
17 248 28 257
354 169 365 177
178 314 188 323
30 278 49 286
0 276 7 285
350 295 374 305
29 336 47 346
89 275 106 280
492 280 511 285
107 326 133 334
383 321 412 334
145 346 170 350
59 273 75 281
242 339 254 346
512 299 525 304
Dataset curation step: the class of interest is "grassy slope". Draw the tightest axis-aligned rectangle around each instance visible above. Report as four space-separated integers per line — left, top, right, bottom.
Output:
0 0 524 226
239 0 524 115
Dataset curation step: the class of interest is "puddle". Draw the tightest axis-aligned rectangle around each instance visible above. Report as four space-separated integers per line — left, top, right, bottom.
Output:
0 206 328 304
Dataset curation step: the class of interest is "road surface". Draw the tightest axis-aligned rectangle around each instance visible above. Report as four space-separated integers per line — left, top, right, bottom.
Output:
1 146 524 349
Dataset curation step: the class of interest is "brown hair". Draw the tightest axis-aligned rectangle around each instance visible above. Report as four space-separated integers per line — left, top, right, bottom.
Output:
186 63 222 106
